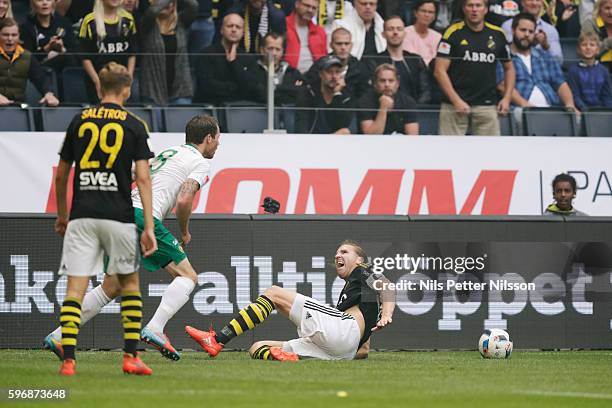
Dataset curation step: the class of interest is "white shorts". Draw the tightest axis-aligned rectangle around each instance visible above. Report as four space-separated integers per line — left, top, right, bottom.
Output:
282 294 361 360
59 218 140 277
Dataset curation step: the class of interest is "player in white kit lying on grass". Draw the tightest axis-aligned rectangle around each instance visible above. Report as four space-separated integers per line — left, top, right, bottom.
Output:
186 240 396 361
44 114 220 361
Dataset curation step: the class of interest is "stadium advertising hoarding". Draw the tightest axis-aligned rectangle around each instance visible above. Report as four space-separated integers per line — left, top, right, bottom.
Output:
1 216 611 350
0 132 611 216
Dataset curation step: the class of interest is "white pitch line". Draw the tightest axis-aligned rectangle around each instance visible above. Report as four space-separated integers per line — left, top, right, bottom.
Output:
69 388 337 397
515 390 612 400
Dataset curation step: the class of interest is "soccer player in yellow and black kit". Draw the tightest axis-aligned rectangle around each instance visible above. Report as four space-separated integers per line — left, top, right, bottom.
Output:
54 62 157 376
186 240 396 361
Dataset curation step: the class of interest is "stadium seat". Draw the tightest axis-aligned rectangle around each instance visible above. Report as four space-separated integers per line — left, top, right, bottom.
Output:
62 67 90 104
125 105 158 132
276 105 295 133
222 102 267 133
583 108 612 137
127 68 141 104
522 107 578 136
163 105 216 132
416 105 440 135
560 38 578 71
0 106 34 131
348 113 359 134
499 112 516 136
40 106 84 132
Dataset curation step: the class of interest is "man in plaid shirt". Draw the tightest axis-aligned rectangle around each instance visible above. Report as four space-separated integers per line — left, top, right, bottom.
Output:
496 12 578 111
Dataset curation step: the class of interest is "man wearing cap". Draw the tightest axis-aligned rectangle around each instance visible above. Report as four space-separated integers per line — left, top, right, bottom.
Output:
295 55 356 133
304 27 369 98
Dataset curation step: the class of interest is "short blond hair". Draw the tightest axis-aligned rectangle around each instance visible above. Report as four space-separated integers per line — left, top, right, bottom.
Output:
374 63 399 81
99 62 132 96
577 31 602 59
578 31 601 47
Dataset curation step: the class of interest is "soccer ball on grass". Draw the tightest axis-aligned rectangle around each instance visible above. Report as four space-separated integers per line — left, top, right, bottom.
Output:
478 329 513 359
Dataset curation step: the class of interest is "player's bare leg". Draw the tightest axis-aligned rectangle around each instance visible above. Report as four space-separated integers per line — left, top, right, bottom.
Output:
141 259 197 361
260 285 296 317
186 285 296 357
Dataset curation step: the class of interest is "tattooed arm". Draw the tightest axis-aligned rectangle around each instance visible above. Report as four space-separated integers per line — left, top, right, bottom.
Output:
175 179 200 247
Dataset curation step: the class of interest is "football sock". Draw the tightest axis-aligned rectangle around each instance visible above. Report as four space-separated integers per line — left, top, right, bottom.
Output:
60 297 82 361
51 284 113 341
121 291 143 357
82 284 113 324
216 295 275 345
146 276 195 333
251 345 274 360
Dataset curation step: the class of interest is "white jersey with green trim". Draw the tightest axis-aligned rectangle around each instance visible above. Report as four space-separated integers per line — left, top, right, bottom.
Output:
132 144 210 221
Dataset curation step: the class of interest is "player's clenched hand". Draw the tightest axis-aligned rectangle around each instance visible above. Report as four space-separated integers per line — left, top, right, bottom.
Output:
372 315 393 331
55 217 68 236
180 231 191 248
140 228 157 258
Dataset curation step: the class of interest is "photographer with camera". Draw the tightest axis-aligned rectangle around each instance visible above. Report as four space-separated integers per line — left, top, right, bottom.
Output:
20 0 77 73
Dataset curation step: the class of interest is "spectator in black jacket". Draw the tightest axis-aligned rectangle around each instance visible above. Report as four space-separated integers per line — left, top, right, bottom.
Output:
295 55 355 133
194 12 253 104
242 32 303 105
364 15 432 104
230 0 286 53
304 27 369 98
20 0 76 73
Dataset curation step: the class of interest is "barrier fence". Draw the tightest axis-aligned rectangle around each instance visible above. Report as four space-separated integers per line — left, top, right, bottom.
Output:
1 214 611 350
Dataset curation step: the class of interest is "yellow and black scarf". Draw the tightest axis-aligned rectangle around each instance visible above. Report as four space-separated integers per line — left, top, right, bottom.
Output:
244 2 269 52
318 0 344 27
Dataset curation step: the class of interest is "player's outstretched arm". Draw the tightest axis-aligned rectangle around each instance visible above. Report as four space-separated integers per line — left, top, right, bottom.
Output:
54 159 72 236
372 275 396 332
134 159 157 257
175 179 200 247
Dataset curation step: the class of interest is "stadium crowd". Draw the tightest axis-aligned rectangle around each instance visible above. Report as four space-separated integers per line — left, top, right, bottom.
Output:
0 0 610 134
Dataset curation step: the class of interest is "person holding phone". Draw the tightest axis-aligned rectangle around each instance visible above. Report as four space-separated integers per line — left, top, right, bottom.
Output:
20 0 76 72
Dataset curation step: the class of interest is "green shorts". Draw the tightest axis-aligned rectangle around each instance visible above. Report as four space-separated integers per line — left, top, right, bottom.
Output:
134 207 187 272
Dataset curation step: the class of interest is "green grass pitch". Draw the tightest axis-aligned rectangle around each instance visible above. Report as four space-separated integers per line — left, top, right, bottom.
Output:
1 350 611 407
